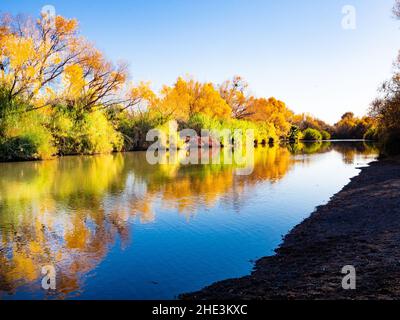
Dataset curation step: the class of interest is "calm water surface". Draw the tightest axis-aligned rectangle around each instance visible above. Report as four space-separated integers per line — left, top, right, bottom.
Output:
0 142 378 300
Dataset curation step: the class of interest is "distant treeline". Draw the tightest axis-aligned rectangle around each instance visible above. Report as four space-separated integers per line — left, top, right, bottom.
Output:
0 13 385 162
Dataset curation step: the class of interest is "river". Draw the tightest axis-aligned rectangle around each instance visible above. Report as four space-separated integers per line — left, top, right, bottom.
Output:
0 141 378 299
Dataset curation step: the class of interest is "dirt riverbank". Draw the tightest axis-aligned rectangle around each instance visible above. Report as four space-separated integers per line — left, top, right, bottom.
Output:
181 158 400 300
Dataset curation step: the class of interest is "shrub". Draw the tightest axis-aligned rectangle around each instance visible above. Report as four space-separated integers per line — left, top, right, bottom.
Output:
0 133 55 161
187 113 222 134
256 122 278 144
82 111 124 154
0 112 56 161
302 128 323 141
154 120 186 150
52 108 123 155
118 112 167 150
321 130 331 140
190 114 278 146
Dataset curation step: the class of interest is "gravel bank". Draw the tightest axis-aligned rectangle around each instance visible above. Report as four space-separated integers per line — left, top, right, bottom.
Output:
181 158 400 300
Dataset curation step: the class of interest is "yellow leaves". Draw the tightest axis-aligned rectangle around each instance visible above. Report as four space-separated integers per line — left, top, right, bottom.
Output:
64 64 85 98
26 66 36 78
10 252 38 282
111 70 126 86
157 77 232 121
65 216 90 250
129 81 157 110
245 97 293 136
2 35 35 69
29 241 43 254
65 64 84 80
1 14 130 111
137 82 156 101
68 36 84 55
55 16 78 35
52 55 62 65
32 81 42 96
82 49 103 70
0 26 10 53
196 83 232 119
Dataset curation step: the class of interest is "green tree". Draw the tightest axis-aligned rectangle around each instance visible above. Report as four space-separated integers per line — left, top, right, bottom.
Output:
302 128 322 141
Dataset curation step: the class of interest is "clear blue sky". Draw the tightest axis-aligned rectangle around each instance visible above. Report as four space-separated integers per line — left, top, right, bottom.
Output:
2 0 399 123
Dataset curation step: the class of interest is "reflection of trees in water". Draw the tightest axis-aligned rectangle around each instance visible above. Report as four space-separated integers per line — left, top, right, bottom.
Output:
286 141 332 154
286 141 378 164
122 146 293 217
0 155 130 298
0 143 378 297
331 142 379 164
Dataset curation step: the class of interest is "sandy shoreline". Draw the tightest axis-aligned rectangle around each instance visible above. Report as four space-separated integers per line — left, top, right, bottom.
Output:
181 157 400 300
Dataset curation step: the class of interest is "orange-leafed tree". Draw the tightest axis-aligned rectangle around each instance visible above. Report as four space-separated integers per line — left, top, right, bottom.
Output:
334 112 376 139
245 97 293 137
155 77 232 121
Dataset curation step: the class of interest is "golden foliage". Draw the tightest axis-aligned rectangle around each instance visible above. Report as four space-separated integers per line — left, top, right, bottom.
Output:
0 13 128 113
154 77 232 121
245 97 293 137
55 16 78 35
64 64 85 98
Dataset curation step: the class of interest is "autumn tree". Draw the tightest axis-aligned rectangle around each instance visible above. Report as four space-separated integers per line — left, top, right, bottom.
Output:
334 112 376 139
0 14 81 110
244 97 293 137
291 113 333 133
219 76 252 119
63 48 129 113
0 13 130 116
0 13 134 158
155 77 232 121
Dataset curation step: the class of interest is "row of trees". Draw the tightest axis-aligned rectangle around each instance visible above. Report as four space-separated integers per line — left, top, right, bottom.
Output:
0 13 296 161
0 13 130 160
288 112 377 142
365 0 400 156
0 12 381 161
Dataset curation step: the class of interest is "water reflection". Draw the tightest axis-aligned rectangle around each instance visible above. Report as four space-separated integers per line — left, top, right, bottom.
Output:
0 142 378 298
286 141 379 164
